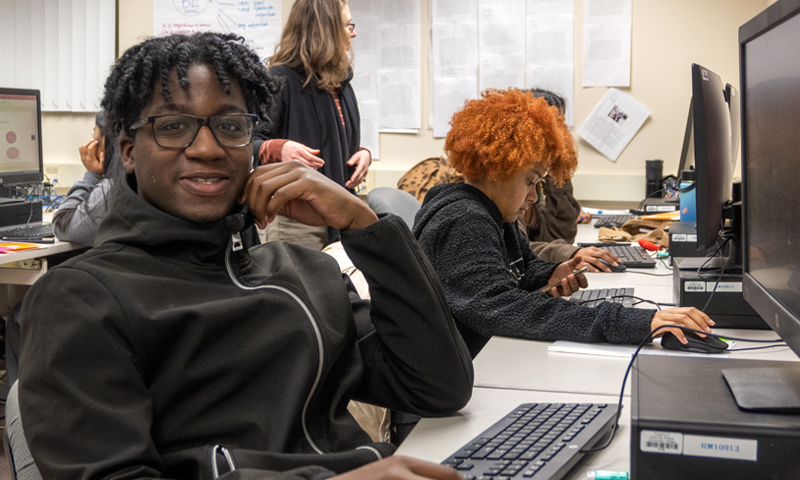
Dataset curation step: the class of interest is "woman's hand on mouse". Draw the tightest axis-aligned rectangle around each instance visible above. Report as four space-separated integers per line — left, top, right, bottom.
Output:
650 307 715 344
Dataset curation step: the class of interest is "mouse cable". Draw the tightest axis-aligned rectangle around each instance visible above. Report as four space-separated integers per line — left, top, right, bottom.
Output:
624 271 672 277
729 344 789 351
579 325 784 454
658 258 673 270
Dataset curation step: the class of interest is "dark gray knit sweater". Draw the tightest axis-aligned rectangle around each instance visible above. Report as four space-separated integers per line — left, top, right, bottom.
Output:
413 183 654 358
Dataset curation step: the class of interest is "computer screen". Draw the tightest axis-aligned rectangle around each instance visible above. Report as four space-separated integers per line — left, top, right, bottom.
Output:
0 88 44 188
740 0 800 360
690 63 735 252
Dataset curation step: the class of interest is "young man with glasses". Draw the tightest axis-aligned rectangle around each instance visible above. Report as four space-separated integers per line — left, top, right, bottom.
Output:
17 32 472 480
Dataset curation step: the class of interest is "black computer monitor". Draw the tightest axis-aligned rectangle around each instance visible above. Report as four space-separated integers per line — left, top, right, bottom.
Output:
0 88 44 192
689 64 735 252
738 0 800 410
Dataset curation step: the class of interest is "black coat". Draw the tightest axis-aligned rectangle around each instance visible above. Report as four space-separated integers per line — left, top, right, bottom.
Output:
413 183 654 358
255 65 360 192
18 175 473 480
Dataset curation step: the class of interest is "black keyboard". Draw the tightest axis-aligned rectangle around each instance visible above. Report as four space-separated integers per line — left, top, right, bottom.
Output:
593 214 634 228
569 287 635 308
603 245 656 268
1 223 55 239
442 402 618 480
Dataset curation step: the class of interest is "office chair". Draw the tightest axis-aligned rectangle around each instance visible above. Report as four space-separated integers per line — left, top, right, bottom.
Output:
5 381 43 480
365 187 421 230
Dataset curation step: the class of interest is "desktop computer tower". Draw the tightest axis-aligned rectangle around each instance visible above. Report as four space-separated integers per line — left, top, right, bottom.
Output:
631 355 800 480
0 200 43 228
673 257 767 329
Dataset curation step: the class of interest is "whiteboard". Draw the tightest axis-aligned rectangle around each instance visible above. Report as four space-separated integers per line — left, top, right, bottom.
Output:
153 0 282 61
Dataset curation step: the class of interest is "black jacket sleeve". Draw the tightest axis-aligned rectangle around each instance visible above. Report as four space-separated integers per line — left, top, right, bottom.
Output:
340 214 474 417
425 205 654 347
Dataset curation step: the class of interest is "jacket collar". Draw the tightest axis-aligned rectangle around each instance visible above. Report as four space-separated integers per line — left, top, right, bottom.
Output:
94 174 250 265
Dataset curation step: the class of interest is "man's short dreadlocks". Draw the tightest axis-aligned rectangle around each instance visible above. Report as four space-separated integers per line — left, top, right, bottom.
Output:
101 32 282 140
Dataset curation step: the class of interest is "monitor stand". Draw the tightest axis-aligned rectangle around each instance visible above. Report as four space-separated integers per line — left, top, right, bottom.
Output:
722 365 800 413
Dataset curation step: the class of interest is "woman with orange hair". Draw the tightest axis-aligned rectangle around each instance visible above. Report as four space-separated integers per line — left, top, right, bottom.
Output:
413 89 714 358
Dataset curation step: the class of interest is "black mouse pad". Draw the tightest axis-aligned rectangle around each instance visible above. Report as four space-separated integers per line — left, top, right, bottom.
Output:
722 366 800 413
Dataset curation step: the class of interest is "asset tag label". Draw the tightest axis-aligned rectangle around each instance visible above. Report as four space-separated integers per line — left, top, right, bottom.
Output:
685 281 706 292
640 430 683 455
705 281 743 292
683 434 758 461
672 234 687 242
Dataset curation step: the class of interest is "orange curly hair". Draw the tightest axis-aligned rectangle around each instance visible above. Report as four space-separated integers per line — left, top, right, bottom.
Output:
445 88 577 184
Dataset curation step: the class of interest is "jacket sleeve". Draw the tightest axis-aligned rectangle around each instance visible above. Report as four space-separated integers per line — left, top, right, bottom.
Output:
426 207 653 347
17 269 362 480
52 173 111 246
529 239 580 264
340 214 474 417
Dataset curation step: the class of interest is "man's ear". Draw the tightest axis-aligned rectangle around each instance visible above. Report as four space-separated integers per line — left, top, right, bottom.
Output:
119 134 136 174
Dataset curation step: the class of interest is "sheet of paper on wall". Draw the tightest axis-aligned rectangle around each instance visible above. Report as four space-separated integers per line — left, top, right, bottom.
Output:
152 0 282 61
377 0 422 130
358 101 380 159
576 88 650 162
525 0 575 127
431 1 479 138
582 0 631 87
479 0 526 91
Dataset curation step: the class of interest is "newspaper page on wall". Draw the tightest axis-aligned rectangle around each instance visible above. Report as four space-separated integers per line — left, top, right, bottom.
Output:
576 88 649 161
153 0 282 61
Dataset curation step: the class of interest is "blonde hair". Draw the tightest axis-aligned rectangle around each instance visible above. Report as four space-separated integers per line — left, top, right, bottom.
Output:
268 0 352 91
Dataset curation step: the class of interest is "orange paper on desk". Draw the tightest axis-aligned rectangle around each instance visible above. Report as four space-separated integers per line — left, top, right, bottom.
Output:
0 242 42 254
642 211 680 221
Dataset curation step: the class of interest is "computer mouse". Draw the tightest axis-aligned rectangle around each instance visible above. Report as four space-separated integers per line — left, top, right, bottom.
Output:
660 331 728 354
598 259 627 272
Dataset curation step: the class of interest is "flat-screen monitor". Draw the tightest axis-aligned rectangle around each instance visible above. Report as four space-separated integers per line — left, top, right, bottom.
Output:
0 88 44 189
690 63 735 252
738 0 800 410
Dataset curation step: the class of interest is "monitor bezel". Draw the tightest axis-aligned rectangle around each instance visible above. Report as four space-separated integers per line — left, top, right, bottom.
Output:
739 0 800 358
0 87 44 186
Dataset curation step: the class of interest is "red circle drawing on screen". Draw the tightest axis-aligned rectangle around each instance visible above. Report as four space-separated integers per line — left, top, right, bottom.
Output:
6 131 16 144
7 147 20 160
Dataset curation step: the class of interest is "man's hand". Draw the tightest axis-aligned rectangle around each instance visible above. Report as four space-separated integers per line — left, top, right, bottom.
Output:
574 247 623 273
79 139 105 174
544 256 589 297
345 150 371 189
242 161 378 231
332 456 463 480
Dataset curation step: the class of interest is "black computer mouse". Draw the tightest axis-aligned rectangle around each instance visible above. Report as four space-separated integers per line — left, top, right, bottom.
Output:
660 331 728 354
598 259 627 272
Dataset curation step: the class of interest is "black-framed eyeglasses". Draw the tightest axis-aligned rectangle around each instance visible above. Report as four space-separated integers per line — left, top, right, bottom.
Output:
129 113 259 149
344 22 355 33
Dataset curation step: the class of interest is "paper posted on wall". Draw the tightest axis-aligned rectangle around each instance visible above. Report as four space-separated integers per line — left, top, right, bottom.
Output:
576 88 650 161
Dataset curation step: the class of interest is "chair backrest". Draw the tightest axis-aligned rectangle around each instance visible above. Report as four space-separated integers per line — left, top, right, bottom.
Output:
366 188 422 229
5 381 44 480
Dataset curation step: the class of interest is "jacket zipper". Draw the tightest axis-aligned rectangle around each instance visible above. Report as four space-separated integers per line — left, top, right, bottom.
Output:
224 235 326 454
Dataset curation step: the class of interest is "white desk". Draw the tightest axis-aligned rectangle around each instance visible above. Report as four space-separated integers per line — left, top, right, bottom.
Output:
0 213 84 313
396 387 629 479
397 221 799 477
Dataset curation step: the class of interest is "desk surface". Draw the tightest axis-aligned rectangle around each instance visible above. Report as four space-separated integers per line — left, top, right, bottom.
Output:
398 222 799 477
396 387 629 479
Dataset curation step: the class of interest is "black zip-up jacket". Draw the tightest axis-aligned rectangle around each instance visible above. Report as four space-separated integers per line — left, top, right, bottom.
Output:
18 176 473 479
413 183 655 358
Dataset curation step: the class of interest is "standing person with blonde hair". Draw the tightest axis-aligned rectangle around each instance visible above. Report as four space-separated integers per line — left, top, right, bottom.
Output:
255 0 371 249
